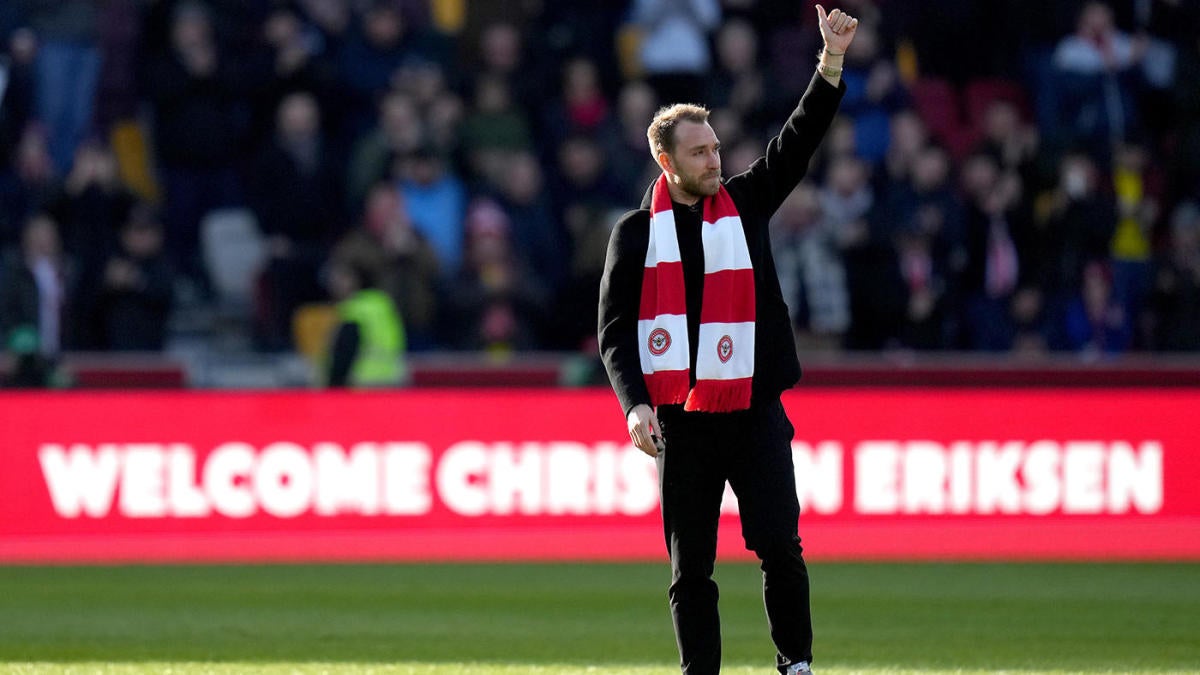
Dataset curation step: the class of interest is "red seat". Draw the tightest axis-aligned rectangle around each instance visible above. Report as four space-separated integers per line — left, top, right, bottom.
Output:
908 77 963 145
964 77 1030 128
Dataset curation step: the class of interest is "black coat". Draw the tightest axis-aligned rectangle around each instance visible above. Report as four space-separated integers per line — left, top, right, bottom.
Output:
598 73 845 415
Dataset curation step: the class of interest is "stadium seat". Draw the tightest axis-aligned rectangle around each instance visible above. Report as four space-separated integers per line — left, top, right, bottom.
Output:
292 302 339 363
109 120 160 203
201 208 266 313
616 23 644 80
909 76 973 159
964 77 1030 128
909 77 961 134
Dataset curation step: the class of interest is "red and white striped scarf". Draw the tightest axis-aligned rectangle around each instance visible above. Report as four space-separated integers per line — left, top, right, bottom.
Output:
638 173 755 413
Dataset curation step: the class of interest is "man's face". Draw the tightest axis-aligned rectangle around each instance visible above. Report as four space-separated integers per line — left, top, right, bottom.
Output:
665 121 722 199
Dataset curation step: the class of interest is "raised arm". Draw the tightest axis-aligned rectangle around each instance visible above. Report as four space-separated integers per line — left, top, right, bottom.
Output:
725 5 857 220
815 4 858 87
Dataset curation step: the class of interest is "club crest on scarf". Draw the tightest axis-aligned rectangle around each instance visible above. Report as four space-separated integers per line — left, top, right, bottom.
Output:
718 335 734 363
648 328 671 356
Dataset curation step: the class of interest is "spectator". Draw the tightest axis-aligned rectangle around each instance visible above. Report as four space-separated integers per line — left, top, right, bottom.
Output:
760 3 823 98
336 0 445 136
296 0 353 48
397 145 466 276
706 107 749 161
722 137 764 177
248 3 341 150
1169 27 1200 205
88 203 174 351
0 212 74 385
45 142 135 283
0 124 57 250
324 255 406 387
465 21 544 121
1035 151 1116 350
605 80 659 203
0 25 37 188
424 89 464 157
1109 140 1159 349
248 91 345 351
345 90 424 210
440 198 548 351
818 114 859 169
339 182 440 350
881 143 964 265
812 153 898 349
145 0 249 297
975 98 1039 182
542 56 613 146
21 0 102 174
392 57 450 113
552 134 625 225
1061 260 1126 355
878 109 928 192
881 144 964 348
838 22 907 165
823 154 904 349
893 219 951 350
706 18 773 131
459 74 533 183
1152 202 1200 351
957 152 1033 351
534 1 627 72
771 182 850 350
93 0 144 131
549 202 614 353
493 151 566 289
1052 2 1145 149
630 0 720 104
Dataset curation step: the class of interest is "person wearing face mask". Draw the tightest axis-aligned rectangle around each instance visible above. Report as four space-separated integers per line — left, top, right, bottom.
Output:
1036 152 1117 350
597 6 856 675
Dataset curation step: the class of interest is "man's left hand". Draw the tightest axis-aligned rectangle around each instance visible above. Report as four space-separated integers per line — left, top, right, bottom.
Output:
816 5 858 54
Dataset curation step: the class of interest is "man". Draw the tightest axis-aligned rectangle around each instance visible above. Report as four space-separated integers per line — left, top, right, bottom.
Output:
324 257 406 388
597 6 857 675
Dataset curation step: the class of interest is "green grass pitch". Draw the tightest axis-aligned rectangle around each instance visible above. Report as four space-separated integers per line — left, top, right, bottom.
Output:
0 562 1197 674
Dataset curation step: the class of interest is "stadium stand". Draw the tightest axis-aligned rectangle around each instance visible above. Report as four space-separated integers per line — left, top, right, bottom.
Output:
1 0 1198 388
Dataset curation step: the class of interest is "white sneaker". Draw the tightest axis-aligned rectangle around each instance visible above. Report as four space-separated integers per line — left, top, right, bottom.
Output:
785 662 812 675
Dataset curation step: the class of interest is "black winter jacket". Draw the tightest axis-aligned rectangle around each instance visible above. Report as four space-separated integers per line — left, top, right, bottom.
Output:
598 72 845 415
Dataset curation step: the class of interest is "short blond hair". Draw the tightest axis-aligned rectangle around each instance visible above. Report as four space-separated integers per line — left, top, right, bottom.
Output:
647 103 710 159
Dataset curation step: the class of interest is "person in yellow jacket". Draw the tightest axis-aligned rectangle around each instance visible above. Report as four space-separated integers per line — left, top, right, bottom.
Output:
325 259 406 387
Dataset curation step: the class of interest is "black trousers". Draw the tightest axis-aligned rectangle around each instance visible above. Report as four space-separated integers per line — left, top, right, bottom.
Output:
655 399 813 675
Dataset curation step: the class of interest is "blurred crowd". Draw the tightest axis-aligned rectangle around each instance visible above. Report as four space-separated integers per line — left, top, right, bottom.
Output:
1 0 1199 379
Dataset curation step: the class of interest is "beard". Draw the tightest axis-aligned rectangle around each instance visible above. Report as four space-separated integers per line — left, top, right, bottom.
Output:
677 171 722 200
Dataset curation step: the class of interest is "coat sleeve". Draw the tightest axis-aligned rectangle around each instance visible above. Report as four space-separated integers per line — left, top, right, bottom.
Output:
728 71 847 223
327 321 359 387
597 209 652 417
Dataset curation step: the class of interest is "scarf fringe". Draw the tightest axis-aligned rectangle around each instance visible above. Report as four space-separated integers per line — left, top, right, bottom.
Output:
684 378 753 413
